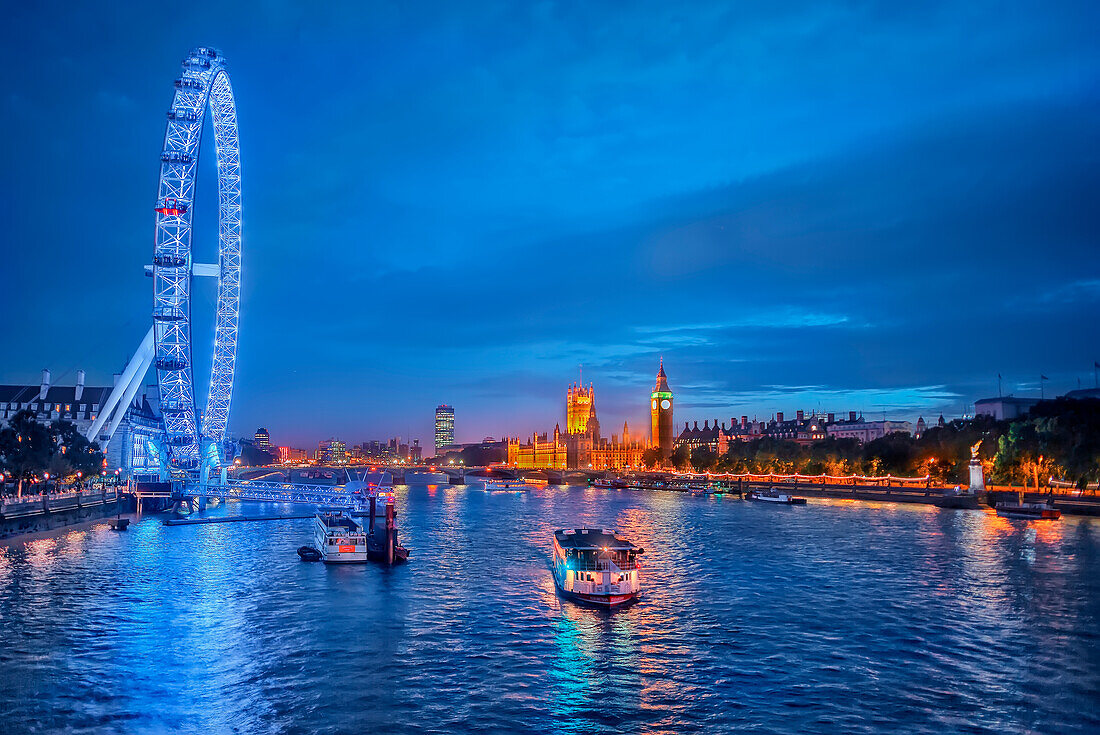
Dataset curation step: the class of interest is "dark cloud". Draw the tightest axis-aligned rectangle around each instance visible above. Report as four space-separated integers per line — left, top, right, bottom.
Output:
1 1 1097 445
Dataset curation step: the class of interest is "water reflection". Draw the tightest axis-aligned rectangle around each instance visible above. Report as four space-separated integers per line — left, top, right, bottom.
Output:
0 487 1096 734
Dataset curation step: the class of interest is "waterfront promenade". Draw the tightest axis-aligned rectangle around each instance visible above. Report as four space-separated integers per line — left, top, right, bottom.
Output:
0 488 121 540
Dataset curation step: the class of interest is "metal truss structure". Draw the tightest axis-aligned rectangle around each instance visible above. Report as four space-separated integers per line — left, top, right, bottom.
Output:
181 480 358 507
152 47 242 470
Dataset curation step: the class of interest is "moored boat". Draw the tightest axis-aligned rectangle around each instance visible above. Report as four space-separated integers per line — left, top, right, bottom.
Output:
747 488 807 505
314 509 371 563
995 501 1061 520
483 479 533 491
591 478 628 489
297 545 322 562
552 528 643 608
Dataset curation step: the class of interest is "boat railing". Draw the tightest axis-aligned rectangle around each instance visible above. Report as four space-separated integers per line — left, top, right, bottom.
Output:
568 560 640 572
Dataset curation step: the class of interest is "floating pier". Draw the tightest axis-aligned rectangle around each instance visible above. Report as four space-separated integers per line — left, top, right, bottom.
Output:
165 514 314 526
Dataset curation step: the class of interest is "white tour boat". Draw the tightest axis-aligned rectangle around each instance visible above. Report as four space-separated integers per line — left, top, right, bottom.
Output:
747 488 807 505
552 528 644 608
314 509 370 563
483 479 535 491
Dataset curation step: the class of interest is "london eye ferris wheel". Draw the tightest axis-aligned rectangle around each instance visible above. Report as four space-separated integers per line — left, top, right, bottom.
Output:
151 47 242 471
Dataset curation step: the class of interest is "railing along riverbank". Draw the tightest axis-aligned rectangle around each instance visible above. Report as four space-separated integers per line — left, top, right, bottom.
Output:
0 489 119 519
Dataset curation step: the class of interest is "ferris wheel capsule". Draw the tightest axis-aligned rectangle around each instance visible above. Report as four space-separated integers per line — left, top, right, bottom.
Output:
154 197 188 215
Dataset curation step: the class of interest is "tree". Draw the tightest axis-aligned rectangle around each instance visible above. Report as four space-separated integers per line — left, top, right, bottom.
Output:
862 432 917 476
641 447 663 468
0 410 56 496
670 445 691 470
52 420 104 478
690 446 717 472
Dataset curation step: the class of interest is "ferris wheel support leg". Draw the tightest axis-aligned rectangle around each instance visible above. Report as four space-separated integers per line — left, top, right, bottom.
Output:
104 348 155 442
85 326 155 443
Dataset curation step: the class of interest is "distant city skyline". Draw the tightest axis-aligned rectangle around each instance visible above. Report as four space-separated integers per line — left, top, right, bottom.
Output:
2 2 1098 447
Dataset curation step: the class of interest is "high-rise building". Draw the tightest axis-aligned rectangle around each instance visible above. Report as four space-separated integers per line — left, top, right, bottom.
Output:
317 438 347 465
435 404 455 452
650 359 674 462
254 427 271 449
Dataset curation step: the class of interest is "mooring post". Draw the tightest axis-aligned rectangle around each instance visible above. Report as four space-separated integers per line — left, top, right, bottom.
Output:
385 501 395 565
368 495 377 534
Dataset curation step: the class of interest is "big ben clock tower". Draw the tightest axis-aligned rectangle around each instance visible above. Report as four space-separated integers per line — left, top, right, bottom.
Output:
650 359 674 462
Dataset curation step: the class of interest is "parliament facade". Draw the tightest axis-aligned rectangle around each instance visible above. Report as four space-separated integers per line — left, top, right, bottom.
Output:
506 362 672 470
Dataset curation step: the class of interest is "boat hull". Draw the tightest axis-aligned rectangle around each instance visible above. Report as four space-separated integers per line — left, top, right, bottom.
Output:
483 482 530 492
555 584 639 608
996 504 1061 520
748 493 806 505
322 550 370 563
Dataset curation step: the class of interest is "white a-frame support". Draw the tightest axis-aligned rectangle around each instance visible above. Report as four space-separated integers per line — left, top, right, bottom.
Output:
85 327 156 445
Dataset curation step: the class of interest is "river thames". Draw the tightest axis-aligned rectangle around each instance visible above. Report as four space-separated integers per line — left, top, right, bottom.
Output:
0 486 1097 734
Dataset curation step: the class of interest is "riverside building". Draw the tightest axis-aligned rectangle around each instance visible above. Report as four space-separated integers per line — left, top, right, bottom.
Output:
0 369 164 480
508 368 658 471
435 404 455 453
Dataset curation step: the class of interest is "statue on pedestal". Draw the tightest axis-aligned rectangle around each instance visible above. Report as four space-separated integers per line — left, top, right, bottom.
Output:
969 440 985 493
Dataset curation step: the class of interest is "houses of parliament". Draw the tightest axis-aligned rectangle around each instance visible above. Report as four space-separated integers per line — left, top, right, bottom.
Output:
506 362 674 470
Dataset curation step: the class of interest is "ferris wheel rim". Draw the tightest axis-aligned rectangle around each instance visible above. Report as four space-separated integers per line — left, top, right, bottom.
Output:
151 47 241 470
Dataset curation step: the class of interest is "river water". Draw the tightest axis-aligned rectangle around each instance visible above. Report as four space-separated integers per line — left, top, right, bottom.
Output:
0 486 1097 734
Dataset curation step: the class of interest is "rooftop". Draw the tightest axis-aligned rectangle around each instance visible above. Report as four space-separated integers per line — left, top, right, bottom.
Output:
554 528 640 551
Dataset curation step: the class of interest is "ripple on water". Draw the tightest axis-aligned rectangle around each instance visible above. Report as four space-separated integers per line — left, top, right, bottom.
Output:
0 487 1098 734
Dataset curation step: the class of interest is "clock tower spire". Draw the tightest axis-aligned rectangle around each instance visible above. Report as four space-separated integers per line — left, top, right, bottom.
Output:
650 358 674 463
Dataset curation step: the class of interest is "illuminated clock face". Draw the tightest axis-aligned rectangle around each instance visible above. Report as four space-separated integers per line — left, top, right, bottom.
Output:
661 399 671 410
651 400 657 410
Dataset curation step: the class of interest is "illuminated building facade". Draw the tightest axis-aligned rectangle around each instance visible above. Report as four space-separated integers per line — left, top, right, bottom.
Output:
675 420 721 453
435 404 455 453
254 427 271 449
507 426 567 469
566 382 595 434
278 446 308 463
564 380 600 468
0 371 163 480
650 360 674 462
317 438 347 464
512 371 665 470
826 413 911 443
589 421 647 470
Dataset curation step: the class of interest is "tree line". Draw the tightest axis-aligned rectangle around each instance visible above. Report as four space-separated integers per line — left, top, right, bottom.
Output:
661 398 1100 489
0 409 106 496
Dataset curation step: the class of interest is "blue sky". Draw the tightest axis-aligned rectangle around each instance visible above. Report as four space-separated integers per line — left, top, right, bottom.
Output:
2 1 1098 448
